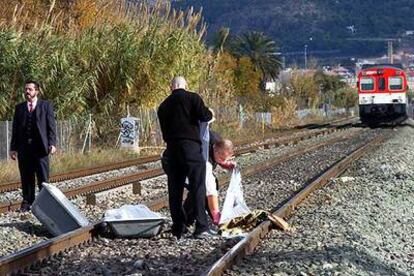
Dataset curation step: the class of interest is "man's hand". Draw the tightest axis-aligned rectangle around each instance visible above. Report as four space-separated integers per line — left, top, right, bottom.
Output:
218 160 236 170
49 145 56 155
10 151 17 161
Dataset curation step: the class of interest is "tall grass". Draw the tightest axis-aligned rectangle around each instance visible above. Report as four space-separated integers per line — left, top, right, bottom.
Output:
0 1 208 124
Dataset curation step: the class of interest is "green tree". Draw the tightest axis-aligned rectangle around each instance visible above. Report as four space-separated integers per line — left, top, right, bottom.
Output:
234 57 261 106
232 31 282 80
201 51 238 107
289 71 319 108
313 70 347 106
314 71 345 93
333 87 358 112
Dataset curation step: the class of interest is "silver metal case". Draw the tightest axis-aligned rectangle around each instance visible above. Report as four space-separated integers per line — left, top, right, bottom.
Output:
32 183 90 236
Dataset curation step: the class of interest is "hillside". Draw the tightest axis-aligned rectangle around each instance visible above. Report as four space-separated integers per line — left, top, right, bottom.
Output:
173 0 414 60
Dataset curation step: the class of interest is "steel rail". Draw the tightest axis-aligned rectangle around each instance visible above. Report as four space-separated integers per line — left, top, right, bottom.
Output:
0 134 284 193
202 133 389 276
0 117 356 193
0 133 356 274
0 155 160 193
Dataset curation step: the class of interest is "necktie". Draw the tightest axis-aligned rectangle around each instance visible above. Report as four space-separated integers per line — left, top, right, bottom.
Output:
29 102 33 112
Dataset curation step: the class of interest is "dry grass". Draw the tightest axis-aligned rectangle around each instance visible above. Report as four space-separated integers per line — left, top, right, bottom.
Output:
0 148 161 184
0 161 17 183
211 121 272 143
271 97 299 128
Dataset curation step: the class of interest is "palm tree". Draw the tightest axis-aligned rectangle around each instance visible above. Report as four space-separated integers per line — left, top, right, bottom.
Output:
232 31 282 80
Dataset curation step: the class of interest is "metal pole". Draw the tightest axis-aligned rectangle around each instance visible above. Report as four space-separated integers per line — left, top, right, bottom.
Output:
81 114 92 154
81 124 88 154
304 45 308 69
388 40 393 64
6 121 9 161
88 114 92 152
262 113 265 135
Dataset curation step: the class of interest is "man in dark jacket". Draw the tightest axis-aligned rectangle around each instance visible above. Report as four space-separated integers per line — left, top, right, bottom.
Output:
158 76 213 239
161 130 232 223
10 80 57 212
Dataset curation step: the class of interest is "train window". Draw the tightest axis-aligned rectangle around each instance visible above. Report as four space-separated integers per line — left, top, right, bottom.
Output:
378 78 386 91
360 78 374 91
389 77 403 90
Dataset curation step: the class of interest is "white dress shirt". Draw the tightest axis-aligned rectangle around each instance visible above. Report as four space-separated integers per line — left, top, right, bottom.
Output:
27 97 38 112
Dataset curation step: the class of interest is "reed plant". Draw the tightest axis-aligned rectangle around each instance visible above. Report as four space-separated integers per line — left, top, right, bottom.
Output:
0 1 208 124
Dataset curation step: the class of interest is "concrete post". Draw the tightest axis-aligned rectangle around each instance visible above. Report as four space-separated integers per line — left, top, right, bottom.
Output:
133 182 142 195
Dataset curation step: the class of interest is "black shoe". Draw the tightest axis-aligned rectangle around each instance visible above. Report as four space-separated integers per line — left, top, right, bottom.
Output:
20 201 31 212
170 227 188 240
193 229 218 239
170 234 182 241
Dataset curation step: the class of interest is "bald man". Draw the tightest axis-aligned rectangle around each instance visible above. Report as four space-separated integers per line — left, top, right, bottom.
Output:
158 77 214 239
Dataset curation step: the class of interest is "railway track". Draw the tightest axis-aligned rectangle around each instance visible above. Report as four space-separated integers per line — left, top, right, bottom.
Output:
0 127 376 275
0 116 356 194
203 133 390 275
0 155 160 193
0 124 352 214
0 135 274 193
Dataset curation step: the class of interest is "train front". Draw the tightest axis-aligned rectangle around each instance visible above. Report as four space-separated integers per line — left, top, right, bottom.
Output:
358 64 408 123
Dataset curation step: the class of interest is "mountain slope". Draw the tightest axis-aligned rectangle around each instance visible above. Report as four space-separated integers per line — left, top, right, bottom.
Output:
173 0 414 58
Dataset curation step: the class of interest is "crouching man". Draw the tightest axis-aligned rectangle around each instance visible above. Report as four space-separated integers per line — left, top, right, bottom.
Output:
202 132 235 224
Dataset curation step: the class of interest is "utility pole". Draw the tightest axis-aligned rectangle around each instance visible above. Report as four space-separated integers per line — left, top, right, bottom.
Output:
304 44 308 69
387 40 394 64
347 37 400 64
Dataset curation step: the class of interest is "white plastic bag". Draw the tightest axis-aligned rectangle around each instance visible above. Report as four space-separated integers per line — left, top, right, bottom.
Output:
103 204 163 222
219 168 251 224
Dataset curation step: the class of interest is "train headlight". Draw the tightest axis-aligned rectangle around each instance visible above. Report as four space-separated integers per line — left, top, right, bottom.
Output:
361 97 368 104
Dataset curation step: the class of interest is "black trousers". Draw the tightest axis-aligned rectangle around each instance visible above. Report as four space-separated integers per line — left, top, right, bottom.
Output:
183 175 218 225
17 146 49 204
166 140 208 236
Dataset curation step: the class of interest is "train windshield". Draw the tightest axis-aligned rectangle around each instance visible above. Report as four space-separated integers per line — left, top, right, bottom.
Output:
360 77 374 91
389 77 403 90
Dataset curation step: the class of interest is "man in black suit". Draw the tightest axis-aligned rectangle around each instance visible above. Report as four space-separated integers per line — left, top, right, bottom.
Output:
10 80 57 212
158 76 214 239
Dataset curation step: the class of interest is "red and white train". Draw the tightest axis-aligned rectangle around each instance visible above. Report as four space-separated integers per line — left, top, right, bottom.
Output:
357 64 408 123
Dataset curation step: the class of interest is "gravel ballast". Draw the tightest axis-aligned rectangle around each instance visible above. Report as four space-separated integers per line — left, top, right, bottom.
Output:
2 128 360 258
228 126 414 275
20 128 386 275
